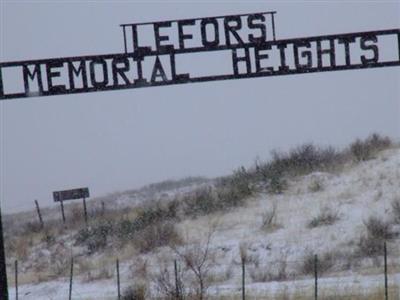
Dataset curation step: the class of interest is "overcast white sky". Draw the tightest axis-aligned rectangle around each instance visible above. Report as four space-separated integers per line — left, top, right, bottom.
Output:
1 0 399 213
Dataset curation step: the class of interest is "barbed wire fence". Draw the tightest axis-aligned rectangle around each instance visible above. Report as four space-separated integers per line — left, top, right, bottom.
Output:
7 239 399 300
3 197 400 299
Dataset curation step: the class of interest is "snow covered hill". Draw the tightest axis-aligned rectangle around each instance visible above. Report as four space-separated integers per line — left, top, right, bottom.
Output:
4 140 400 299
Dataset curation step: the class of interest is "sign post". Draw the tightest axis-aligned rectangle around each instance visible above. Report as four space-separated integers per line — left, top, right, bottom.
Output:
82 197 88 225
53 188 90 224
60 199 66 224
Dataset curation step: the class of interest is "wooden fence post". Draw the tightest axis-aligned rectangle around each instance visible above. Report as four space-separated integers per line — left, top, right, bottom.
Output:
34 200 44 229
384 241 388 300
174 260 180 299
14 260 18 300
0 204 9 300
116 258 121 300
242 258 246 300
314 254 318 300
69 257 73 300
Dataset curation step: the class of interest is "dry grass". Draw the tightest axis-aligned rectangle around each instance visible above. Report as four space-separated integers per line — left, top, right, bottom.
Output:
308 207 339 228
206 284 399 299
260 202 282 232
392 196 400 224
308 177 324 192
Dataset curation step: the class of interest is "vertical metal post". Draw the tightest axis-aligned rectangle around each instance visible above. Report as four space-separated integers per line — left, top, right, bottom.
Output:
68 257 73 300
242 258 245 300
384 241 388 300
82 197 88 225
132 25 139 52
174 260 179 299
14 260 18 300
60 200 66 224
0 65 3 97
116 259 121 300
34 200 44 229
122 26 127 53
271 12 277 41
0 204 9 300
314 254 318 300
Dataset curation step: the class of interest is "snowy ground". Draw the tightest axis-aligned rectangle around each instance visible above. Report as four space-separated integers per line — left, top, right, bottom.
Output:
5 147 400 299
8 273 400 299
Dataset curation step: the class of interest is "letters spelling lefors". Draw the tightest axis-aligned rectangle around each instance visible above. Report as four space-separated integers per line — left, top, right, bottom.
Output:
0 11 399 100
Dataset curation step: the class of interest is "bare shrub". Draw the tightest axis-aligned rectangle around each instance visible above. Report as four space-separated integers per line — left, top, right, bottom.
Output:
351 139 372 162
230 166 254 195
299 252 314 276
273 144 339 176
153 267 175 299
152 258 186 300
122 283 148 300
134 221 182 253
183 169 253 217
357 216 395 257
308 207 339 228
269 172 287 194
254 144 344 194
392 197 400 224
261 202 280 232
350 133 391 162
183 187 216 217
357 235 385 257
75 221 113 254
239 242 248 264
215 167 253 208
368 133 392 150
364 217 393 240
308 178 324 192
21 221 42 236
172 224 217 300
74 200 181 254
300 252 335 276
260 159 287 194
249 136 389 196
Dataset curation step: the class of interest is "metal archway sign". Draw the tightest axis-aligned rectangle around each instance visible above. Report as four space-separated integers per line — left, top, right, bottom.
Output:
0 11 399 101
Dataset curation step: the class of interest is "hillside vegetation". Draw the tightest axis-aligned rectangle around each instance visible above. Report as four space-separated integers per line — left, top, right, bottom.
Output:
4 133 400 299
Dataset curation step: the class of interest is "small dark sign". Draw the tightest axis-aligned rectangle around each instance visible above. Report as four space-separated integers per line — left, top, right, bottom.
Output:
53 187 90 202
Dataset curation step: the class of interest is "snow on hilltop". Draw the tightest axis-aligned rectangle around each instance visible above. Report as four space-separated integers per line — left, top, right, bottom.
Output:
5 142 400 299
